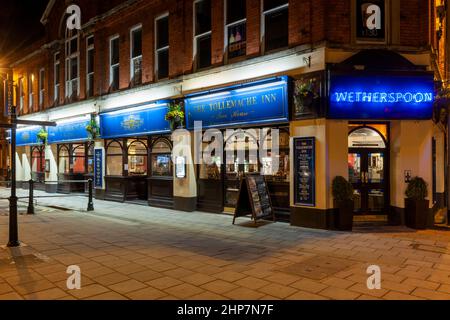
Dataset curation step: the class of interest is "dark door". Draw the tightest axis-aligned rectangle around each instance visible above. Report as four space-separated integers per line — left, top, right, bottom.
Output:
348 148 387 214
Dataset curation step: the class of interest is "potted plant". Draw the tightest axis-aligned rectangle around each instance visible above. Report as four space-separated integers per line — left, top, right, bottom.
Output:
332 176 354 231
405 177 429 229
86 115 100 140
37 128 48 145
165 102 185 131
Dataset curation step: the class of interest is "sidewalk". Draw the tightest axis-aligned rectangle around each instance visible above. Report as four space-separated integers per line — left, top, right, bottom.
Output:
1 187 450 300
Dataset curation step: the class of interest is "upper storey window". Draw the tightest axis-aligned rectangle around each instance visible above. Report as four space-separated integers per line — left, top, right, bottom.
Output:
262 0 289 53
110 36 120 92
155 14 169 80
225 0 246 61
130 25 142 86
355 0 387 43
194 0 212 70
65 28 79 100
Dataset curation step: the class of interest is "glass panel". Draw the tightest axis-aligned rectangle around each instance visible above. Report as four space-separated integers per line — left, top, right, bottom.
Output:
227 0 246 24
199 156 221 180
58 147 70 174
348 153 361 183
197 34 211 69
111 66 119 90
348 127 386 148
265 7 288 51
73 145 85 174
353 189 362 212
156 17 169 49
128 141 147 176
227 22 246 59
107 156 122 176
195 0 211 35
264 0 288 12
131 28 142 58
368 153 384 183
111 38 120 65
87 49 94 73
152 154 172 177
368 189 384 212
157 49 169 79
32 149 44 173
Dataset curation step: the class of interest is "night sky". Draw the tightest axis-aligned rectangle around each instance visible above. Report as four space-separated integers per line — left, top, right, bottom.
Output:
0 0 48 66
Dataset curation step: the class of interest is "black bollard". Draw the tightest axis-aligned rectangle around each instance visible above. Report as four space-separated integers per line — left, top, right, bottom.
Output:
87 179 94 211
27 179 35 215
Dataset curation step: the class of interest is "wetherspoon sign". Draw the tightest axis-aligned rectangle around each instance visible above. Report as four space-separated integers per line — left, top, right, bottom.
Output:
329 73 434 119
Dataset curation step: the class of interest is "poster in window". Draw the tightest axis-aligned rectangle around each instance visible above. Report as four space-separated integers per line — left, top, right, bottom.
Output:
175 156 186 179
356 0 385 41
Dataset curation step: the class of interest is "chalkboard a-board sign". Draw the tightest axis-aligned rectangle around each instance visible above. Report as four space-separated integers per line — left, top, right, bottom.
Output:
233 174 275 225
294 137 316 206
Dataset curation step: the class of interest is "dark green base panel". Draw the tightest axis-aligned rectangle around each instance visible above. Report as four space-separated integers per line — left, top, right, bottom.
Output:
174 197 197 212
290 206 336 230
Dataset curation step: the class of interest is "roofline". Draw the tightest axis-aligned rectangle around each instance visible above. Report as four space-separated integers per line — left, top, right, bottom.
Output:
40 0 56 25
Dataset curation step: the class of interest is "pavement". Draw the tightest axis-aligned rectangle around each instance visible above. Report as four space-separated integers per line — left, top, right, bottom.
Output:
1 187 450 300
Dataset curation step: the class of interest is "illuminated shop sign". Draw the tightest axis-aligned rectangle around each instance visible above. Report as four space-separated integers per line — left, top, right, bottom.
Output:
7 127 41 146
328 73 434 119
48 118 90 144
100 102 170 139
185 76 289 130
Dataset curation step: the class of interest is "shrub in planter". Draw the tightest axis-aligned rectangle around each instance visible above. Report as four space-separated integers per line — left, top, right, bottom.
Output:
405 177 429 229
332 176 354 231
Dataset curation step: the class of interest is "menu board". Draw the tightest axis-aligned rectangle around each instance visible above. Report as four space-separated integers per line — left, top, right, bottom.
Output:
233 174 275 225
294 137 316 206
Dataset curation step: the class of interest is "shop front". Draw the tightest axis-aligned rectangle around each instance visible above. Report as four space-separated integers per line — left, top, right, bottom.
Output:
184 76 291 221
290 50 438 229
99 102 173 207
47 116 94 194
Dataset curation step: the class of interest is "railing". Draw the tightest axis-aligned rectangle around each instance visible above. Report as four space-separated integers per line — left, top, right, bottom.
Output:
0 179 94 214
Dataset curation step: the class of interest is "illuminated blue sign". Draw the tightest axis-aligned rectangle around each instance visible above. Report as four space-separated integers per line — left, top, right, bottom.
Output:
48 119 90 144
10 127 41 146
100 102 170 139
185 76 289 129
329 73 434 119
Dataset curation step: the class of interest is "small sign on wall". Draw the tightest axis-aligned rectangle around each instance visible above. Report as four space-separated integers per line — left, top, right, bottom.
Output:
175 156 186 179
404 170 412 183
94 148 104 189
293 137 316 207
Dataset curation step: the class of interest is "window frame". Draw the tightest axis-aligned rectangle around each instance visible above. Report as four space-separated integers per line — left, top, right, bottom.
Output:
39 68 45 109
109 35 120 91
224 0 247 62
260 0 289 54
28 73 34 111
193 0 212 70
86 35 95 98
155 13 170 80
65 30 80 99
54 52 60 104
130 25 143 85
19 77 24 112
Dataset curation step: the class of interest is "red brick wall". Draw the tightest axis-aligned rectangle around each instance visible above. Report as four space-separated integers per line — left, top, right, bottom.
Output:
11 0 436 114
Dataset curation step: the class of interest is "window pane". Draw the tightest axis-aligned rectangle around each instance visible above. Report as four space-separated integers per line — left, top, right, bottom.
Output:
70 57 78 80
157 49 169 79
264 0 288 12
112 66 119 90
70 37 78 54
87 36 94 47
55 64 60 84
197 34 211 69
228 22 246 59
151 154 172 177
87 74 94 97
132 29 142 58
156 17 169 49
107 156 123 175
87 49 94 73
227 0 246 24
39 70 45 90
111 38 120 65
195 0 211 35
265 7 288 51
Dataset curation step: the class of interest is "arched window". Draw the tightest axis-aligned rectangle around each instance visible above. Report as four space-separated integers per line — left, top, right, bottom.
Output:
128 140 148 176
58 145 70 174
31 146 45 173
65 28 79 99
348 127 386 149
151 139 172 177
106 140 123 176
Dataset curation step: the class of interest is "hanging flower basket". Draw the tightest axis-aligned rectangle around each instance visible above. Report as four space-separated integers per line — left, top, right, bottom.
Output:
37 128 48 145
165 103 185 131
294 78 320 114
86 115 100 140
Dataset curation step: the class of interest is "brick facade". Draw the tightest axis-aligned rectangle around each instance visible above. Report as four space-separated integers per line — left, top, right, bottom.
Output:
5 0 440 116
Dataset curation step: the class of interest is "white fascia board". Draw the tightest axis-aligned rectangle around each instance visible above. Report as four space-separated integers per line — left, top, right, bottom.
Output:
182 47 326 93
17 113 49 122
99 81 181 112
48 100 98 121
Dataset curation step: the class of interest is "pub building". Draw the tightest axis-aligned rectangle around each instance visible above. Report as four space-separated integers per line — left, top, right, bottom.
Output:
4 0 446 230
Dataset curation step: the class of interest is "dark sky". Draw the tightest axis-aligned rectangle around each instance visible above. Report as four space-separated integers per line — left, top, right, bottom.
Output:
0 0 48 66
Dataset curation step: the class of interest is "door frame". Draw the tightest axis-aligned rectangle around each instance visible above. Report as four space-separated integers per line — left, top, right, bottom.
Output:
348 122 390 215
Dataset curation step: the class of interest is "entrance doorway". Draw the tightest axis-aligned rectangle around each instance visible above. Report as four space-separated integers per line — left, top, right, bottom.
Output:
348 125 389 215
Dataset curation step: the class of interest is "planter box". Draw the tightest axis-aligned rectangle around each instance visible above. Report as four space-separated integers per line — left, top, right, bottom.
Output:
334 199 354 231
405 198 429 230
